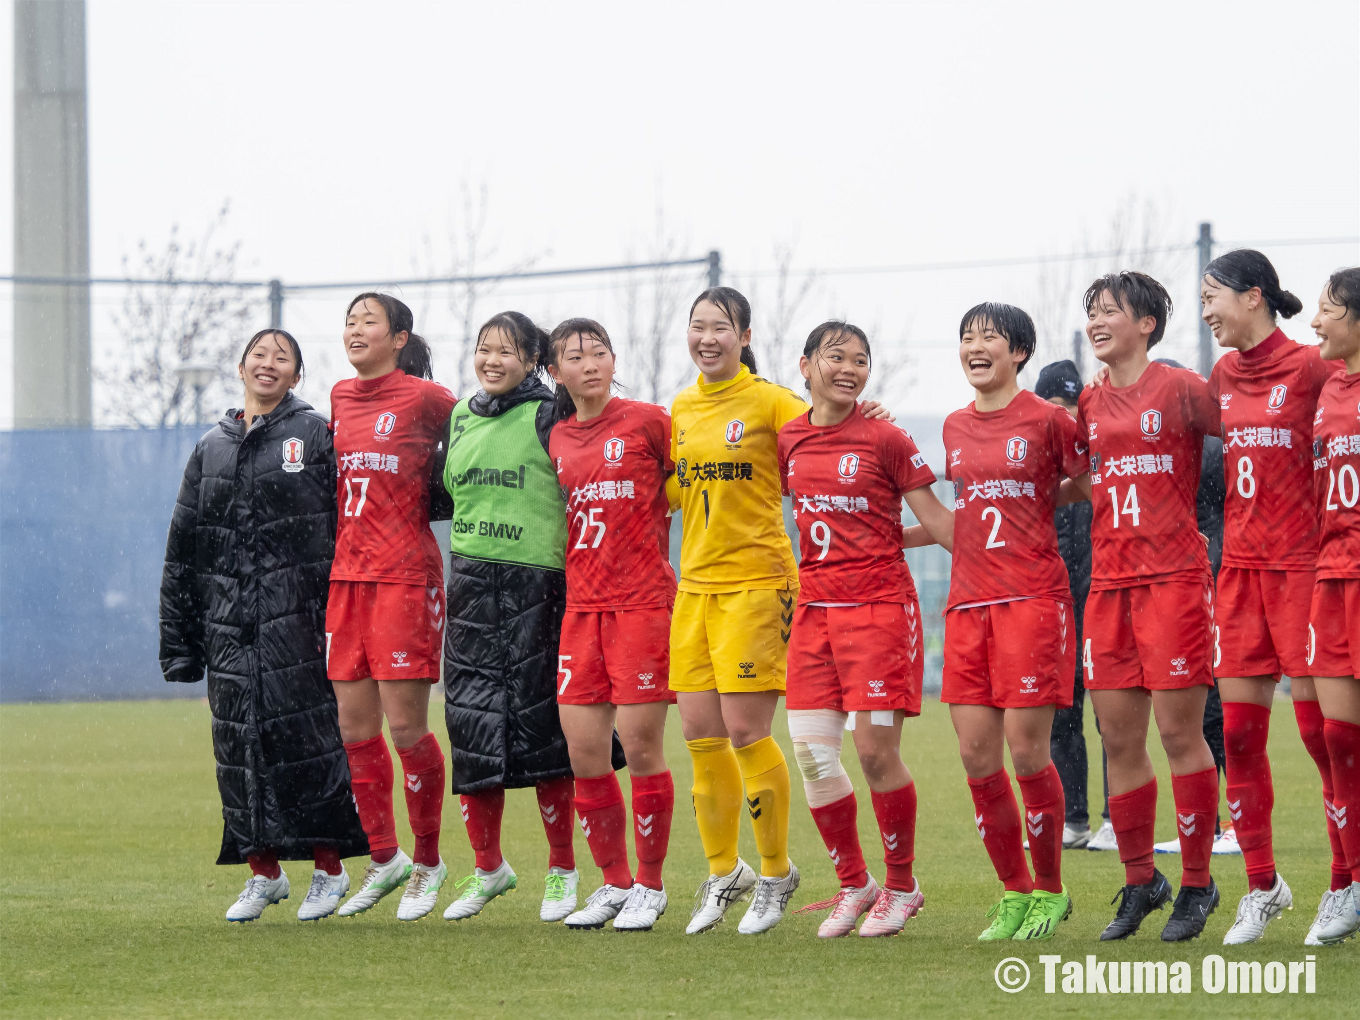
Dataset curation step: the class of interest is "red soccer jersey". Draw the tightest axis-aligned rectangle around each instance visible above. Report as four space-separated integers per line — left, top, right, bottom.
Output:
1077 361 1220 590
778 404 936 605
329 370 457 585
943 389 1088 609
1209 329 1339 570
1312 370 1360 580
549 397 677 611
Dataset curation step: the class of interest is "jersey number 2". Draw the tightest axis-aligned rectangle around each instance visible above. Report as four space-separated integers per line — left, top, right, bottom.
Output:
982 507 1006 549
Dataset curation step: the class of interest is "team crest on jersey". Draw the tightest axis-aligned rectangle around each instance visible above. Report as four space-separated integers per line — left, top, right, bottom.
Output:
1268 384 1288 410
1005 437 1027 463
281 438 304 473
604 438 625 464
725 420 745 444
838 453 860 479
374 412 397 437
1140 409 1162 437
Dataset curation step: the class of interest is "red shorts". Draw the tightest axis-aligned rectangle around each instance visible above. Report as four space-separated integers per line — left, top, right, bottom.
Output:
325 580 443 683
1308 578 1360 679
786 601 923 715
1213 567 1314 680
942 598 1075 709
557 607 673 705
1083 579 1213 691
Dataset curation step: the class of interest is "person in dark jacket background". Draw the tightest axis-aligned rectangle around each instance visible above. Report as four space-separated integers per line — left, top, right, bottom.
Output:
160 329 367 923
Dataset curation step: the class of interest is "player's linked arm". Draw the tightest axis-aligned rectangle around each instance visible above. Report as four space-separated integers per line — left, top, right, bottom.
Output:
901 485 954 553
1057 474 1092 506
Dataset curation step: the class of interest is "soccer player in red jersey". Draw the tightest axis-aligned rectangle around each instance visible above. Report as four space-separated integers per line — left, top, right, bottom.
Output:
1200 250 1338 944
545 318 677 931
940 303 1088 942
1071 272 1222 942
778 321 953 938
326 293 458 921
1303 267 1360 944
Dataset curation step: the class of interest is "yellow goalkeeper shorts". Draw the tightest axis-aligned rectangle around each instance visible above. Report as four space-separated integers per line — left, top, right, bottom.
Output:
669 586 796 694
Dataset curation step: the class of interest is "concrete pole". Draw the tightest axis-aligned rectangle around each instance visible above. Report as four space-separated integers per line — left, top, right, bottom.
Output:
13 0 91 429
707 250 721 289
1071 328 1084 379
1197 222 1214 379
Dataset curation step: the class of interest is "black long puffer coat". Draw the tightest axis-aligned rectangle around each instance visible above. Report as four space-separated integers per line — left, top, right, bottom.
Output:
160 392 367 864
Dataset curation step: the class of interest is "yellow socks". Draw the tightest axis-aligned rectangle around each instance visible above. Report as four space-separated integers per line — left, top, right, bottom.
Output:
733 736 791 877
686 737 742 876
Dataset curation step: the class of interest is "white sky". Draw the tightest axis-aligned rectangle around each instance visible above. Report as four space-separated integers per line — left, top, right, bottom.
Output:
2 0 1358 427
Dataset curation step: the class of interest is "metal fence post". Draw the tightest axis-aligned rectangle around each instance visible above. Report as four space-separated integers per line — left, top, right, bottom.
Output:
269 279 283 329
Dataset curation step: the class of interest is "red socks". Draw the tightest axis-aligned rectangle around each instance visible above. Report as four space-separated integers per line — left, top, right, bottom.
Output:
249 847 342 877
1108 778 1157 886
396 733 445 867
871 781 917 892
575 773 633 889
344 735 398 863
967 770 1033 893
1323 718 1360 884
460 787 505 872
810 793 869 889
1296 700 1351 890
537 777 576 871
630 770 674 890
313 845 342 876
1017 764 1064 894
247 849 281 879
1172 768 1219 888
1224 702 1275 891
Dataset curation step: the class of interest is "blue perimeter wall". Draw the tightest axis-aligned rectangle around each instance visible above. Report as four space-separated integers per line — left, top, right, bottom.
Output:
0 420 949 703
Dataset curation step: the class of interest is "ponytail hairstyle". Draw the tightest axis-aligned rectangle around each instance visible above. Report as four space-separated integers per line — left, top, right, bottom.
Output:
690 286 756 374
1203 249 1304 320
345 292 433 379
548 317 617 420
239 328 305 386
1324 267 1360 322
801 320 871 391
476 310 551 378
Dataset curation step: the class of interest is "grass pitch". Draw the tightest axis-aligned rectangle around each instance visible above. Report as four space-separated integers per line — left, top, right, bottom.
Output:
0 696 1353 1019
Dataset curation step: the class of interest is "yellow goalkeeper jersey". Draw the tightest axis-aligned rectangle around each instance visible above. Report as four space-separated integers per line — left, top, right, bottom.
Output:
670 367 809 593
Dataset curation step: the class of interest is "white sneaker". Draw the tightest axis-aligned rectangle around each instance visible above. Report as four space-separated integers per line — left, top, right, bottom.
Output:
1212 827 1243 855
1153 836 1181 854
614 883 667 931
225 872 289 922
738 862 800 934
563 883 630 929
297 868 349 921
1063 823 1092 849
858 878 925 937
396 860 448 922
812 878 881 938
540 867 579 921
686 858 758 934
1223 873 1292 944
337 850 412 917
1087 819 1118 851
1307 884 1360 945
444 860 517 920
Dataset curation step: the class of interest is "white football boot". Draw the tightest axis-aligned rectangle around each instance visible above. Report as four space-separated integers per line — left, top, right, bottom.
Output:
1152 836 1181 854
540 867 579 922
396 860 448 922
226 872 290 922
686 858 758 934
337 850 412 917
1212 827 1243 855
813 877 880 938
564 884 630 929
738 862 801 934
1223 872 1292 944
1086 819 1118 851
296 868 349 921
858 878 926 937
443 860 517 920
1306 884 1360 945
614 883 668 931
1063 823 1092 849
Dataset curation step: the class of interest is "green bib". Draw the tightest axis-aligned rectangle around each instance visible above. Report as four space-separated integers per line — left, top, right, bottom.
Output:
443 400 567 570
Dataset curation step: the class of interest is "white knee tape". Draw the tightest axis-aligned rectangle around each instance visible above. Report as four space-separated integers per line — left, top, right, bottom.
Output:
787 708 848 746
792 740 846 784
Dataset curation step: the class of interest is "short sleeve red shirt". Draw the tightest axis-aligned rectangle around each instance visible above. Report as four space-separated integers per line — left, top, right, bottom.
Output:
942 389 1088 609
329 370 457 585
1077 361 1220 590
1209 330 1339 570
549 398 677 611
1312 370 1360 580
777 404 936 605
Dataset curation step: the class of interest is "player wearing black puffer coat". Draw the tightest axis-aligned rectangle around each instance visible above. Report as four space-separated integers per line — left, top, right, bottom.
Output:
159 392 367 865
